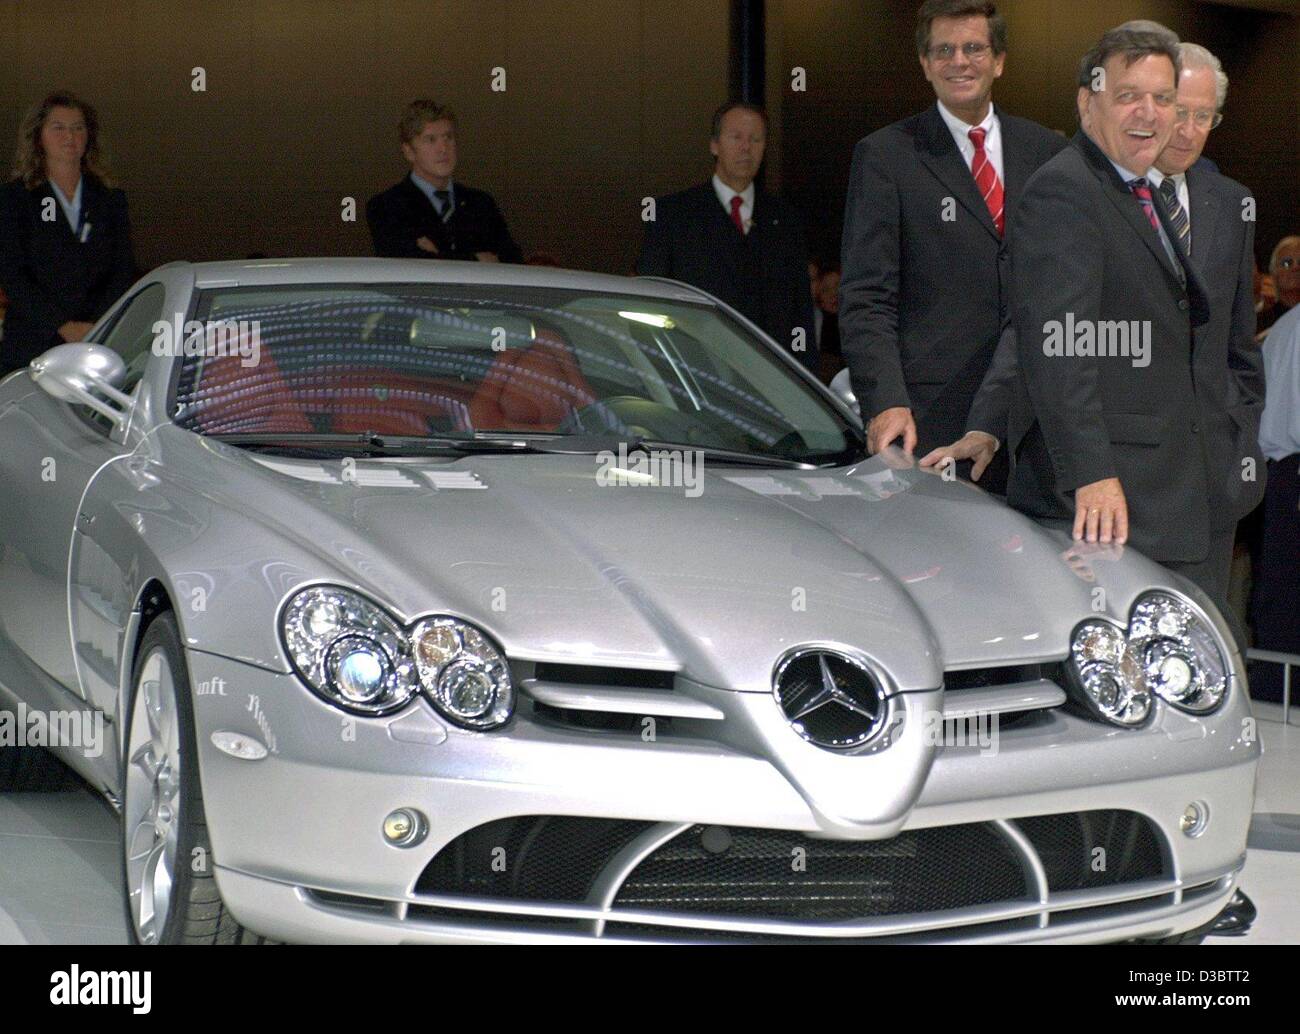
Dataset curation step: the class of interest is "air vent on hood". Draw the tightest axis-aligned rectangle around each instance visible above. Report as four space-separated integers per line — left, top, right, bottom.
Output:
532 663 675 690
521 662 722 728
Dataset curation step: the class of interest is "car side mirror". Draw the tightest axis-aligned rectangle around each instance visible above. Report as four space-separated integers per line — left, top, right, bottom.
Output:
829 368 860 418
29 343 132 429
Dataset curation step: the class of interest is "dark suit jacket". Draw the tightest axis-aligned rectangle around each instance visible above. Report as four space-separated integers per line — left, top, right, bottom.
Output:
366 176 522 263
1008 130 1226 564
636 182 818 373
838 104 1065 455
1181 162 1267 524
0 175 135 372
968 160 1267 528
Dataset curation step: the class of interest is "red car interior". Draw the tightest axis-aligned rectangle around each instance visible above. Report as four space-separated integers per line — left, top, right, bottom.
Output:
193 323 595 436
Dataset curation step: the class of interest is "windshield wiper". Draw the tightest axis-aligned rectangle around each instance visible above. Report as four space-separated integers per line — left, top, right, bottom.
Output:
634 440 814 469
211 431 816 467
210 431 561 456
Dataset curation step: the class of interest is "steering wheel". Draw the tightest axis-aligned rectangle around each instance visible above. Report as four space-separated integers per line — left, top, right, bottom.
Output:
560 396 719 442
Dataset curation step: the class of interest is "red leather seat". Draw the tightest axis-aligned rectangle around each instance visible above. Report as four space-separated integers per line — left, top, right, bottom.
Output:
194 351 313 434
297 373 474 436
468 328 596 432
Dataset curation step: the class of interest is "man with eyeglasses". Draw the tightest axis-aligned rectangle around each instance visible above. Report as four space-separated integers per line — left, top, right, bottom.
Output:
997 25 1262 636
1267 236 1300 313
839 0 1064 490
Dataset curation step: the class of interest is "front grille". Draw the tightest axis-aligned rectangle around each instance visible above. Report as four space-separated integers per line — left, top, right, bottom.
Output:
531 662 675 689
1017 810 1166 891
416 815 655 901
530 700 675 734
409 809 1171 939
612 822 1026 918
944 661 1067 691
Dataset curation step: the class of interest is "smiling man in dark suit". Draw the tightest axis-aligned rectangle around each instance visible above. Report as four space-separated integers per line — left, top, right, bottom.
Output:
1006 26 1260 624
838 0 1064 484
367 99 522 264
636 102 817 373
925 35 1265 631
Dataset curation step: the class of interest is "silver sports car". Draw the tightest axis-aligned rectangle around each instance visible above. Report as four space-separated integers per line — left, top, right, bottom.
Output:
0 258 1258 944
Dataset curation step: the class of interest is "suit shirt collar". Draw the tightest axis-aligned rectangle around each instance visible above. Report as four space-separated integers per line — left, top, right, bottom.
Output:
936 100 1003 186
48 176 83 234
712 174 755 232
935 100 998 142
409 171 455 213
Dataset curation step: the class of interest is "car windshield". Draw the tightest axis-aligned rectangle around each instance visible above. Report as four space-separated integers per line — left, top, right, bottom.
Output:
173 282 861 464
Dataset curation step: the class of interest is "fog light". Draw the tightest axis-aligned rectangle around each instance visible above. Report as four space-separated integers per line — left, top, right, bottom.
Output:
382 808 427 847
1180 801 1209 838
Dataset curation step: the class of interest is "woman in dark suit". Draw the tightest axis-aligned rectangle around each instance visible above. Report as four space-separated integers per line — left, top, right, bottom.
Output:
0 90 136 376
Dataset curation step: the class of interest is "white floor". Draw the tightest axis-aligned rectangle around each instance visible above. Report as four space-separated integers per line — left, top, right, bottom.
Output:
2 704 1297 945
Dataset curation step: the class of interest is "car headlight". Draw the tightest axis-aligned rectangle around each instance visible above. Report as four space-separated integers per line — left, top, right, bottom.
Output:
282 586 417 715
412 617 514 729
280 586 514 727
1068 590 1230 727
1070 619 1151 726
1127 591 1227 714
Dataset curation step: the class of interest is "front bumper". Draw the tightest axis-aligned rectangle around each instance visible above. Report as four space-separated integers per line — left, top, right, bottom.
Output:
188 650 1259 944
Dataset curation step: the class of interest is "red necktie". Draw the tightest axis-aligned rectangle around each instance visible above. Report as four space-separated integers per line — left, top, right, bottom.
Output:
1129 179 1161 232
730 195 746 234
968 127 1004 237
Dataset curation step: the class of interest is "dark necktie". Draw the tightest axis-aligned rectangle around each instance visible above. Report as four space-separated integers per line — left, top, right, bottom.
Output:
967 126 1004 236
434 189 453 222
1130 178 1184 285
1157 177 1191 255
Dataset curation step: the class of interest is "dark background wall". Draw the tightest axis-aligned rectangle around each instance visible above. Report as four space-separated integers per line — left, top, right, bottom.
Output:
775 0 1300 270
0 1 1294 277
0 0 729 275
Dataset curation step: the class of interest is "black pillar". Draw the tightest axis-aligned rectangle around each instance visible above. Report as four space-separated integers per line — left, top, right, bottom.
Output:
729 0 765 105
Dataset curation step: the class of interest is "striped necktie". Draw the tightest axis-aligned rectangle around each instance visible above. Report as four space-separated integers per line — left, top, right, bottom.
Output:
967 126 1004 236
1157 177 1191 255
1130 178 1184 284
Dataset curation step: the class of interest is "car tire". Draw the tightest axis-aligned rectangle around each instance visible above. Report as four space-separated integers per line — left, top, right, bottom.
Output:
0 741 84 792
120 610 277 944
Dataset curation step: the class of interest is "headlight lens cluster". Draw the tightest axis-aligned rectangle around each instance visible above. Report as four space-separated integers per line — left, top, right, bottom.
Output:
281 586 513 727
1069 591 1228 727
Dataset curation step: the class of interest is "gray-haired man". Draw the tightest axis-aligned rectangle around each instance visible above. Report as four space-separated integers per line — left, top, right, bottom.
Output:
924 33 1265 634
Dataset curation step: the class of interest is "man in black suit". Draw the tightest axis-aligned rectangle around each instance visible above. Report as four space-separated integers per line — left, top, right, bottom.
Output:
366 99 522 264
926 37 1266 627
637 102 817 373
839 0 1065 483
1006 26 1263 619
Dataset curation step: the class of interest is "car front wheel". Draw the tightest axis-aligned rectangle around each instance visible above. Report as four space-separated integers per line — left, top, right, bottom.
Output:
120 611 274 944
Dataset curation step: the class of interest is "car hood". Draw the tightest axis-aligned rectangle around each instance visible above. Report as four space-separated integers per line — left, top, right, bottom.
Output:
174 439 1161 693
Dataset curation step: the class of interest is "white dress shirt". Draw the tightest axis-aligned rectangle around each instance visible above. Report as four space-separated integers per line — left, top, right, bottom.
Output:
49 177 83 235
1259 303 1300 462
712 174 754 234
936 101 1003 185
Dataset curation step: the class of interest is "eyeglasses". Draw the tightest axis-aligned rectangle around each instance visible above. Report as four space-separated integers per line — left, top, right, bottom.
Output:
926 41 992 62
1114 90 1177 107
1174 107 1222 130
